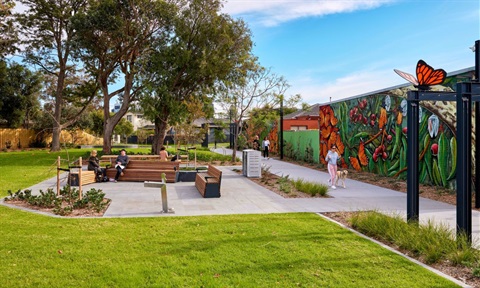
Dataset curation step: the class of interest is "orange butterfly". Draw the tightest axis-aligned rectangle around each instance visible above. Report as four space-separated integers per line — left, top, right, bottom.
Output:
394 60 446 90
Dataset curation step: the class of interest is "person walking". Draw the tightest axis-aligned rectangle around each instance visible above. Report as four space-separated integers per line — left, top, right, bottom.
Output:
253 135 260 151
114 149 129 182
325 144 340 189
262 137 270 159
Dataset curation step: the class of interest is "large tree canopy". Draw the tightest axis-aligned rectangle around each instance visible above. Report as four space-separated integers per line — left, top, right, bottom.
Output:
17 0 94 151
140 0 253 154
72 0 175 154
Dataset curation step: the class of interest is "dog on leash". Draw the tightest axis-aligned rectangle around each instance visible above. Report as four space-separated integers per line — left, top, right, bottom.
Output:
335 170 348 188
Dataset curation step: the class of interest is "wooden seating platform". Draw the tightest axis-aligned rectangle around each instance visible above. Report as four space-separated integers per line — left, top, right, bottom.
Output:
106 160 180 183
195 165 222 198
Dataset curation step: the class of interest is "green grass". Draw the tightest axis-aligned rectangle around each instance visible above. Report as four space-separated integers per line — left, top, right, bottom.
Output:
0 149 461 287
0 210 460 287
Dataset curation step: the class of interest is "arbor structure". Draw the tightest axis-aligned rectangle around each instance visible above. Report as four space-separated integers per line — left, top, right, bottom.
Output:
73 0 174 154
140 0 253 154
17 0 95 151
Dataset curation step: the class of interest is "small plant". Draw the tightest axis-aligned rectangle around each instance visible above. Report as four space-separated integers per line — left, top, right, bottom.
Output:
261 164 272 184
277 175 292 193
292 178 329 197
4 186 110 216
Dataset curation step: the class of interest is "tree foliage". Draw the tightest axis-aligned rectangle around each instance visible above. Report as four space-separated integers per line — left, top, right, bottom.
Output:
72 0 175 154
0 0 18 57
217 63 291 161
140 0 253 154
17 0 95 151
0 61 42 128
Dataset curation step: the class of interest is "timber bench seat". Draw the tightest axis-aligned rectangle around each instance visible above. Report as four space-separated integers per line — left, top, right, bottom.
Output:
195 165 222 198
68 169 96 186
106 160 180 183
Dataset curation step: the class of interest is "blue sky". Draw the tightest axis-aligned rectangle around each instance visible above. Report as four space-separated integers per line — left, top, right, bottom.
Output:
222 0 480 105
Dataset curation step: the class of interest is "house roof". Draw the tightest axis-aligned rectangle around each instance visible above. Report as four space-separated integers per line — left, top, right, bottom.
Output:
284 103 320 120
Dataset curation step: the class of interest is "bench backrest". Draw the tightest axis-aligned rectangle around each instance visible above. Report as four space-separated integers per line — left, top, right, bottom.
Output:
127 160 180 170
207 165 222 184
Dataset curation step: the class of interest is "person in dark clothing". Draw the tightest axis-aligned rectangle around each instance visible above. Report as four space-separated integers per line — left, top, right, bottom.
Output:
114 149 129 182
253 135 260 151
87 150 106 181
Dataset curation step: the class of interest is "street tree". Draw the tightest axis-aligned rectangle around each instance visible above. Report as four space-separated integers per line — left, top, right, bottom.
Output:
217 63 290 161
140 0 253 154
72 0 175 154
17 0 95 151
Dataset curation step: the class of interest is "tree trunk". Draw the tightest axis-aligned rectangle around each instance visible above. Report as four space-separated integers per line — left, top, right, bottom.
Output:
51 123 61 151
152 117 168 154
103 115 114 154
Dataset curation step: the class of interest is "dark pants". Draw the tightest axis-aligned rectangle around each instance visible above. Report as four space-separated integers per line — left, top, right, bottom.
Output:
263 147 269 158
115 166 124 180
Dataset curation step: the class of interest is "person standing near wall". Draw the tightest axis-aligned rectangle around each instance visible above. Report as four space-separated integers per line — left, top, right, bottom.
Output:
262 137 270 159
325 144 340 189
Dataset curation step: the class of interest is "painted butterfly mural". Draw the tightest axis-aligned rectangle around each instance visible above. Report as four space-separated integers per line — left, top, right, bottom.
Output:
394 60 446 91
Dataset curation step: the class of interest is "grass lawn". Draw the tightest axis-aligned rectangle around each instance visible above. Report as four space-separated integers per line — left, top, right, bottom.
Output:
0 149 460 287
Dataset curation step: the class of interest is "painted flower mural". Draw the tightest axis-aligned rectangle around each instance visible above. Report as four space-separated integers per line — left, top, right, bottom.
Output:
319 94 456 188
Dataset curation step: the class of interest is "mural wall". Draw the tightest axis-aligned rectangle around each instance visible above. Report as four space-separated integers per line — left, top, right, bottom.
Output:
318 70 475 189
283 130 319 163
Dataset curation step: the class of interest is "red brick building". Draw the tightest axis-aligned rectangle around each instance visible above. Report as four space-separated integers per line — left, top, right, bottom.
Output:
283 104 320 131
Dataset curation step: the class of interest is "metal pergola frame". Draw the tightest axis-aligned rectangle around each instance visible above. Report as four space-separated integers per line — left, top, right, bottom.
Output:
407 40 480 243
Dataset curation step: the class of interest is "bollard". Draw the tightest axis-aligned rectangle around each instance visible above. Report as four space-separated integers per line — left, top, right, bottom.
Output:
144 173 174 214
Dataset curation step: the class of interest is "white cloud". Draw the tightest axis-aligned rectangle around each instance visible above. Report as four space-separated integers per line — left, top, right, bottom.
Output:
289 68 403 105
222 0 395 26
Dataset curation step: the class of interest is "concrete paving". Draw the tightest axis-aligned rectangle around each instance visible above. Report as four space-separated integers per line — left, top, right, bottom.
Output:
3 148 480 248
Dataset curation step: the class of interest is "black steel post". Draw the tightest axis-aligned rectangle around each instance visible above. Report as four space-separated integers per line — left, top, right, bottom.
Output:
475 40 480 208
456 82 472 242
407 91 420 222
476 102 480 208
475 40 479 82
280 95 284 159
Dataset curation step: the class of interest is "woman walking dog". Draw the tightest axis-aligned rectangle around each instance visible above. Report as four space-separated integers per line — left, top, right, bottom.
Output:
325 144 340 189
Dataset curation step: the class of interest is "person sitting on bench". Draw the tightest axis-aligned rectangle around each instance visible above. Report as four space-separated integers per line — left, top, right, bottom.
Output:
114 149 129 182
159 146 169 161
87 150 106 181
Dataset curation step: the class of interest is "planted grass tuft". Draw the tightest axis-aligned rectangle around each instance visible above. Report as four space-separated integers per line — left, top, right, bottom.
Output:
292 178 329 196
349 211 480 268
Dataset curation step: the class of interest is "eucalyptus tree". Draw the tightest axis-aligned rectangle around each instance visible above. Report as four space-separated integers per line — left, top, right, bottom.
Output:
217 63 290 161
17 0 96 151
140 0 253 154
0 0 17 58
72 0 175 154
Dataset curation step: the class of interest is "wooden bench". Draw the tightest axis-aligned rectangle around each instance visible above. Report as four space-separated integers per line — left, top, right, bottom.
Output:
105 160 180 183
195 165 222 198
68 169 96 186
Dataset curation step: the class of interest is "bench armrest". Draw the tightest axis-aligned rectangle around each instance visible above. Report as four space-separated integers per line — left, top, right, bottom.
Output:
204 176 217 182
